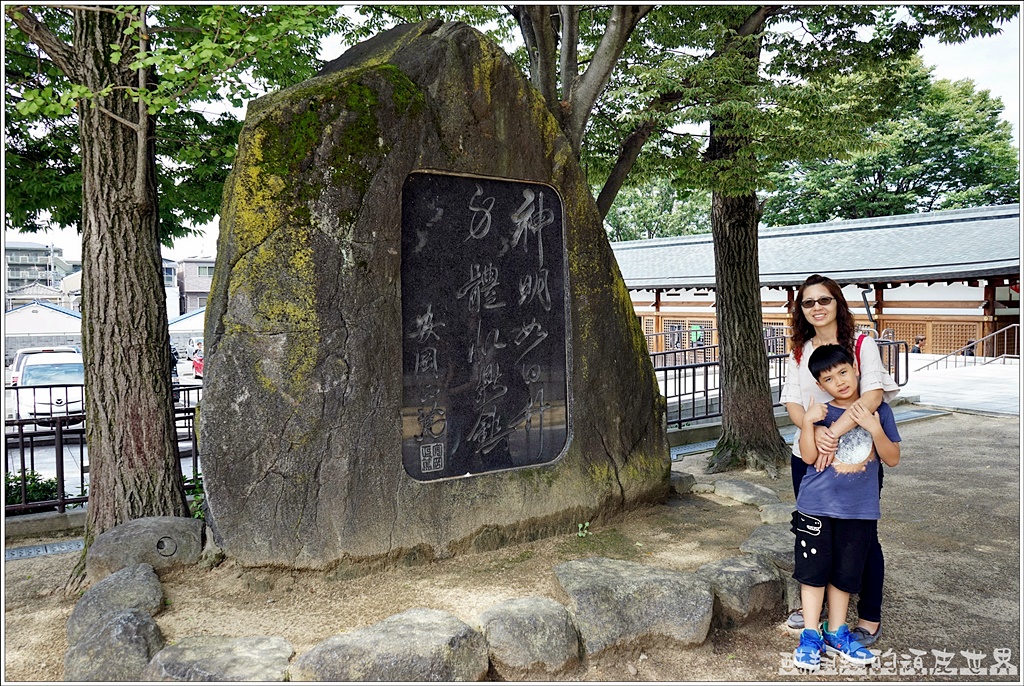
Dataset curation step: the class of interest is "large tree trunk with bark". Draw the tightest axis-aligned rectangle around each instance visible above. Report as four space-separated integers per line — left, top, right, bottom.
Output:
706 189 789 476
74 9 188 555
701 11 790 476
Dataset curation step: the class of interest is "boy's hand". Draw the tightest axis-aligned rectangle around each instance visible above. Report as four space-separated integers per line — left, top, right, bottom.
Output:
813 447 835 472
804 401 828 424
850 403 882 431
814 425 838 455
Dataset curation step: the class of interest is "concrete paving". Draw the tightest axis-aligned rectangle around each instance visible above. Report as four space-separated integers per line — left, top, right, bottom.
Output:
900 360 1020 416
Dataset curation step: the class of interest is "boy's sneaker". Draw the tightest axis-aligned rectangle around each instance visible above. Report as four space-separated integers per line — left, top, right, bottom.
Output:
793 629 825 671
823 623 878 665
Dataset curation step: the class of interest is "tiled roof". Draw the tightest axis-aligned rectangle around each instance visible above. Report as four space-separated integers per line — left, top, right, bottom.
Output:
611 204 1020 290
6 283 63 296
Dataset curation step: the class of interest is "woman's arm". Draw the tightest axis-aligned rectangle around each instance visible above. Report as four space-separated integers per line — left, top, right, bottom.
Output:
820 388 883 441
824 336 896 441
785 402 805 427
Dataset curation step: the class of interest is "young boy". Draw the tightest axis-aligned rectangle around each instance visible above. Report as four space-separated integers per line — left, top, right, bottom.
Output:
792 344 901 671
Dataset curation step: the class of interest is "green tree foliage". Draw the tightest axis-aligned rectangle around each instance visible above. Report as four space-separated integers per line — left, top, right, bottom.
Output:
569 4 1017 474
604 181 711 241
5 5 349 240
3 4 352 576
762 60 1020 226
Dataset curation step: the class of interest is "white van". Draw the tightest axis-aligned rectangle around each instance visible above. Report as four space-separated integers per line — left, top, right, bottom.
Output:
9 346 80 386
15 352 85 429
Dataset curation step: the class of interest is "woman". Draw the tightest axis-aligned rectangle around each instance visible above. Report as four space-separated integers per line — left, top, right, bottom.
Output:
779 274 899 647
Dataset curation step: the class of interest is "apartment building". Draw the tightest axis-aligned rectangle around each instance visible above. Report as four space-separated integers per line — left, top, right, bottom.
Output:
177 256 216 314
5 241 79 294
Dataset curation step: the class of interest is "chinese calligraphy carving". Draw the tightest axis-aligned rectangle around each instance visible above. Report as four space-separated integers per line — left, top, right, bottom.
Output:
401 172 571 480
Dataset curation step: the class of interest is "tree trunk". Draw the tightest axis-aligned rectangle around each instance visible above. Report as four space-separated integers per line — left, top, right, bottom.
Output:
75 8 188 558
706 189 790 476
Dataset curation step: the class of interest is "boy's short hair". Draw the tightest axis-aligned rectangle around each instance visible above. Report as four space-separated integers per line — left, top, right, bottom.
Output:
808 344 855 380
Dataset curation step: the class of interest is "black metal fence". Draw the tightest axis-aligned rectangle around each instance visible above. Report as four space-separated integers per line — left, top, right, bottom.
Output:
4 383 202 516
5 337 910 513
651 335 909 430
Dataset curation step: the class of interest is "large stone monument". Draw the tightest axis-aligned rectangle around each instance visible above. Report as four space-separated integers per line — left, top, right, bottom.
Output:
201 20 668 569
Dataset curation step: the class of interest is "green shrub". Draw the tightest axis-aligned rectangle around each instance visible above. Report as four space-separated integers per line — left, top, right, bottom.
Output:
5 470 58 504
184 475 205 520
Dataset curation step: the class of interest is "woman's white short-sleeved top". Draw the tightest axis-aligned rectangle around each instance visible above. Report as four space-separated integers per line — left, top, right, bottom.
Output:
779 335 900 458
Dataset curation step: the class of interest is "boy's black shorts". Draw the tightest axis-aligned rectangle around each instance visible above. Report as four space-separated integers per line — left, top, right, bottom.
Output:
791 511 877 593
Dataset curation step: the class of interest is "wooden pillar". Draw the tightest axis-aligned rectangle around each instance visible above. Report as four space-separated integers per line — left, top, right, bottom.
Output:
873 285 884 332
983 280 997 344
785 287 795 329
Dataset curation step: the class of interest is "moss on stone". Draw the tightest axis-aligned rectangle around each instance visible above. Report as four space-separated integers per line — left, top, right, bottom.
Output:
222 64 425 398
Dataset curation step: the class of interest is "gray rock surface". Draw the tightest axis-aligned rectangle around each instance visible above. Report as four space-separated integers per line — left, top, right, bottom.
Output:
476 596 580 677
696 554 784 626
784 574 802 612
739 524 796 572
85 516 204 581
63 609 164 681
553 557 713 656
202 19 669 570
713 479 782 507
759 503 795 524
66 563 163 645
289 608 489 681
143 635 294 682
670 472 696 495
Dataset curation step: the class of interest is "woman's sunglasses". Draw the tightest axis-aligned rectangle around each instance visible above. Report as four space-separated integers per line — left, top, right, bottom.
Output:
800 296 835 309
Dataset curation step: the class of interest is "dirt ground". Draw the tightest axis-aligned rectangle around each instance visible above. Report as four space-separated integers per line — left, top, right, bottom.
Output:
3 411 1020 682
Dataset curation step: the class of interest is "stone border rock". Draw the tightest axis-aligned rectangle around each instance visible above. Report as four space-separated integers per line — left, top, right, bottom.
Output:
62 478 796 681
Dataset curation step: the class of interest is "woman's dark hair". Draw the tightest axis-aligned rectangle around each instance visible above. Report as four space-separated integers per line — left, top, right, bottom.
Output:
790 274 856 363
808 344 855 380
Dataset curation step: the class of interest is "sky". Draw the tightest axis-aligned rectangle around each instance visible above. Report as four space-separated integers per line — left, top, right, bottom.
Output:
5 11 1020 263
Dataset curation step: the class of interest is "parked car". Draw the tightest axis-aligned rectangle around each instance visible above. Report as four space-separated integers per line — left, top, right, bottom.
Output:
9 346 79 386
15 352 85 428
186 337 204 361
192 351 204 379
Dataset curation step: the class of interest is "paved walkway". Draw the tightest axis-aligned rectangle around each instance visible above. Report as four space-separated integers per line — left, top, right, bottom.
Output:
900 360 1020 416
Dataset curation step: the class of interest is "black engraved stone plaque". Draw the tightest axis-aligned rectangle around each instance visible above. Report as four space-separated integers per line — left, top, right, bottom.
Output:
400 171 571 480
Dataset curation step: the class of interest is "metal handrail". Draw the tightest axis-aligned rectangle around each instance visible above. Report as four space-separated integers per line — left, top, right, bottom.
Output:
984 354 1021 365
651 332 909 429
914 324 1020 372
5 384 202 516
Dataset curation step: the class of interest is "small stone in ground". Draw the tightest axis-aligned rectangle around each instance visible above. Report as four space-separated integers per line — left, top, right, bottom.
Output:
739 524 796 572
714 480 782 507
759 503 795 525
